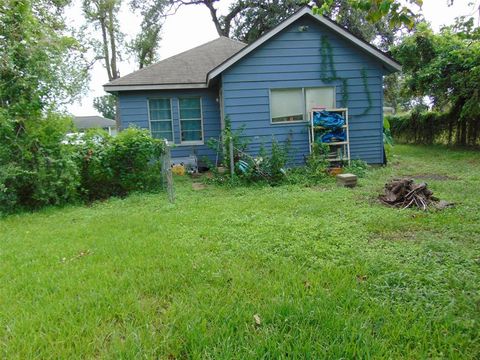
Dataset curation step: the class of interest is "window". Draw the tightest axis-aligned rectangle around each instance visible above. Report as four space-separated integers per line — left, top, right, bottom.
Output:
149 98 173 141
270 88 304 123
179 97 203 143
305 87 335 112
270 87 335 124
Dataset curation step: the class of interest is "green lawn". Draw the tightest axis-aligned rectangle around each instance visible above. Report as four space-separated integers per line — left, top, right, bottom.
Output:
1 145 479 359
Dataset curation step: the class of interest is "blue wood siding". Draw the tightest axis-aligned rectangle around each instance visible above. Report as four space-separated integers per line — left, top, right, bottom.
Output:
221 15 387 164
118 89 221 162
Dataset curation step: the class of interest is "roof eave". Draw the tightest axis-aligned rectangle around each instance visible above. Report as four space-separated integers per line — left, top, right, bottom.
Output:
206 7 402 85
103 83 209 92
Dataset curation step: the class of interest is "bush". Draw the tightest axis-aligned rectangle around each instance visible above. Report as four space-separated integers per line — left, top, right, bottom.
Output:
206 117 249 170
75 128 165 201
343 159 368 178
0 112 165 213
230 138 290 186
0 111 79 212
205 124 369 187
287 143 330 185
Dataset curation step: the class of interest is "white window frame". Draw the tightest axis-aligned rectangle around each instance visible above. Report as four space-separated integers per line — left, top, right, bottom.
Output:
269 86 336 125
147 98 174 142
269 88 306 124
178 96 204 145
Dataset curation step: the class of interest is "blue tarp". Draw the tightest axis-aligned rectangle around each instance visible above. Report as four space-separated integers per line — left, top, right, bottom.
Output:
319 130 346 143
313 110 345 130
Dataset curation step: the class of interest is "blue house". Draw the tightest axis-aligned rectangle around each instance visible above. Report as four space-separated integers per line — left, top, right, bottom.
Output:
104 6 401 165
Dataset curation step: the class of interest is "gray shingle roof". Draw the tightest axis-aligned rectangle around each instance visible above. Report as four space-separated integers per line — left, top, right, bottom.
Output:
73 116 116 129
104 37 247 90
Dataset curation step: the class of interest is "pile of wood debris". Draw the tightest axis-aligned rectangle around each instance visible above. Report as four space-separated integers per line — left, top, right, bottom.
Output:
379 178 454 210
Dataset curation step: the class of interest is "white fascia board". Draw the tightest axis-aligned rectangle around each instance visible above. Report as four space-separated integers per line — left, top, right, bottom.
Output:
206 7 401 84
103 83 208 92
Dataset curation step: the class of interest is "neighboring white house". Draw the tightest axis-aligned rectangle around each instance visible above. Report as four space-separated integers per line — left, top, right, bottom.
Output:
73 116 117 136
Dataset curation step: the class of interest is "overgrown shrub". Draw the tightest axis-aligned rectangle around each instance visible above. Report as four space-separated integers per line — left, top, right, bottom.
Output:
0 112 165 213
75 128 165 201
0 111 79 212
287 143 330 185
206 117 249 169
235 138 290 185
206 126 291 186
383 117 394 160
205 119 370 187
343 159 368 178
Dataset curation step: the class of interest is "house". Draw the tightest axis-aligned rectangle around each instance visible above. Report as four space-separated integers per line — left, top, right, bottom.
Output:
104 6 401 165
73 116 117 136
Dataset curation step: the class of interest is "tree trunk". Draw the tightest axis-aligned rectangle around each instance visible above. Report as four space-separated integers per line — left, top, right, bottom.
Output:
100 17 113 81
457 120 467 146
203 1 225 36
107 8 118 80
473 119 479 146
448 117 453 145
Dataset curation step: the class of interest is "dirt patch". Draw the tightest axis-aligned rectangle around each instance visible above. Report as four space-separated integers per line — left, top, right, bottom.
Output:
406 173 459 181
192 182 207 191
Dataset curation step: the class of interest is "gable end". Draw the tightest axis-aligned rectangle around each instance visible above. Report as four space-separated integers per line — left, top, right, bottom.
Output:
207 7 401 84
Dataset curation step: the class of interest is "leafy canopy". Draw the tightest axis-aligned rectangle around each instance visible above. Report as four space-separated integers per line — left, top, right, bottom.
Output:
314 0 423 29
394 18 480 118
392 17 480 145
166 0 421 44
0 0 89 117
93 94 117 119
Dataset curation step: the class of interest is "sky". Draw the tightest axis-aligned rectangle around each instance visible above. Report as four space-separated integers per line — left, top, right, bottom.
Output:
67 0 480 116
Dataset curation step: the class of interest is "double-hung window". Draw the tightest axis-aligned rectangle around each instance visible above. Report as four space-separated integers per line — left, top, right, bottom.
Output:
179 97 203 143
270 88 304 123
149 98 173 141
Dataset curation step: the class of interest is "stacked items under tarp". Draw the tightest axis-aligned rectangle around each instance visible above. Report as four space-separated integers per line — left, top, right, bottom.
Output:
313 110 347 143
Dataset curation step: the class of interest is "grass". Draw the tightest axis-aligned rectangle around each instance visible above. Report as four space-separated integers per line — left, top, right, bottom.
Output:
1 145 479 359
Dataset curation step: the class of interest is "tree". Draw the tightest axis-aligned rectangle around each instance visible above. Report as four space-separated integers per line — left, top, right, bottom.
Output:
93 94 116 119
167 0 422 44
164 0 308 42
129 0 169 68
83 0 169 129
393 18 480 145
0 0 90 119
82 0 123 82
313 0 422 29
82 0 125 128
232 1 303 43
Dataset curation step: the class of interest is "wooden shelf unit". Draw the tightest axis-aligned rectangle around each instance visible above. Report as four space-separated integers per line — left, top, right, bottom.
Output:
309 108 351 164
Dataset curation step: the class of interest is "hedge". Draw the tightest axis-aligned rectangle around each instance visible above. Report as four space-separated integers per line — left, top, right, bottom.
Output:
388 110 479 146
